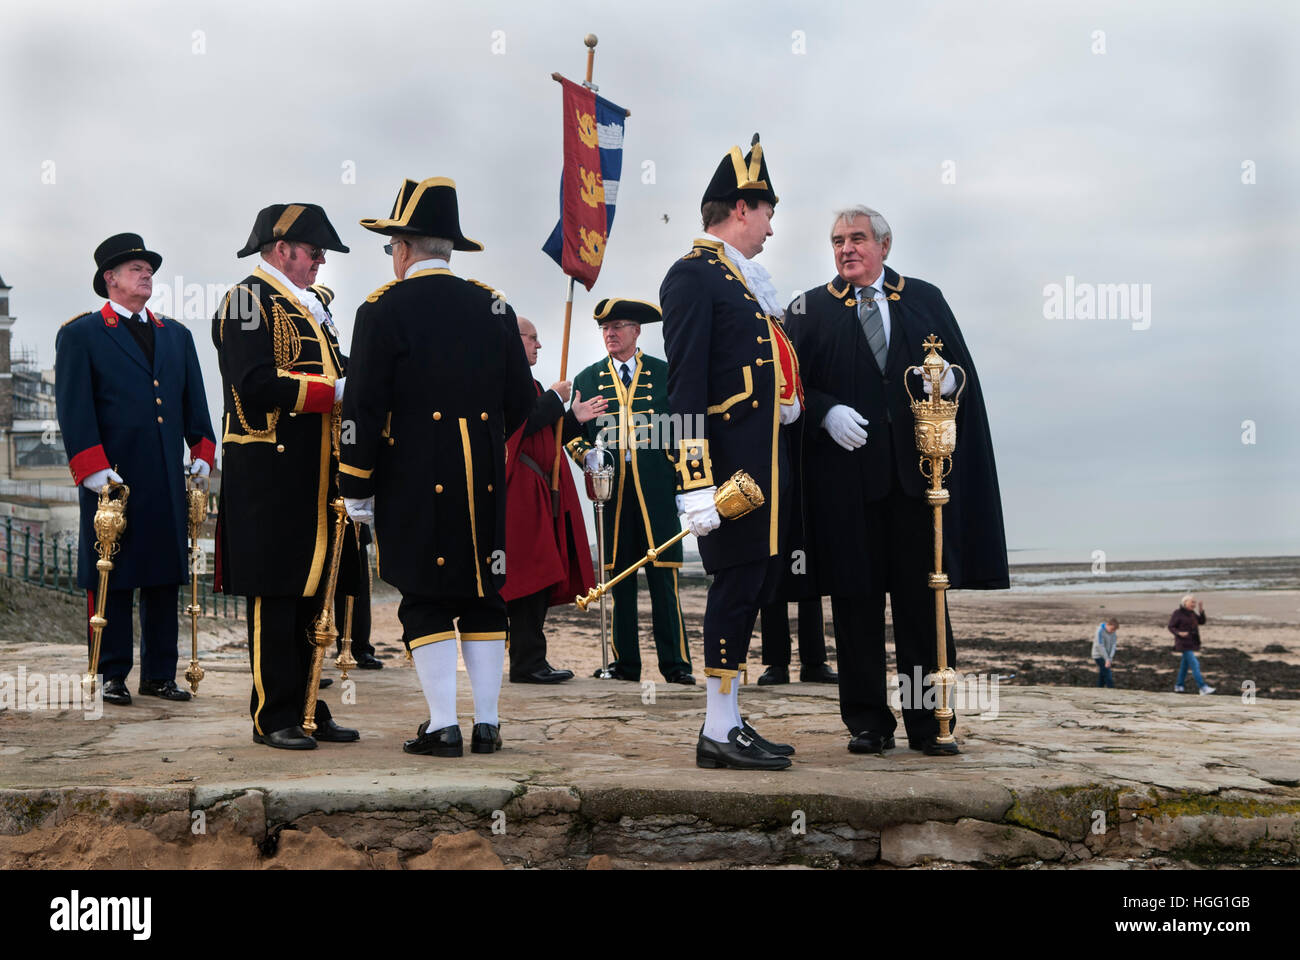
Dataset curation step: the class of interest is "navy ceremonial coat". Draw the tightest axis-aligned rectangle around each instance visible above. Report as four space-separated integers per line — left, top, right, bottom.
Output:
55 304 216 590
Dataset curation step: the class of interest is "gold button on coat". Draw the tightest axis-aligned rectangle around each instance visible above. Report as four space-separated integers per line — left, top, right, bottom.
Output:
480 412 488 421
432 412 442 420
436 557 445 566
156 416 164 423
155 398 162 405
435 484 444 493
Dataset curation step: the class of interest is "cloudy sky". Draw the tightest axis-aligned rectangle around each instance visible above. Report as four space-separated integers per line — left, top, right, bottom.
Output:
1 0 1296 563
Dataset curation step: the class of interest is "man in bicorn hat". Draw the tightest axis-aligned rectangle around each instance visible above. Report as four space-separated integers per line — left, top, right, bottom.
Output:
56 233 216 706
341 177 534 758
660 137 804 770
784 205 1008 756
212 203 361 750
565 298 695 685
498 316 603 685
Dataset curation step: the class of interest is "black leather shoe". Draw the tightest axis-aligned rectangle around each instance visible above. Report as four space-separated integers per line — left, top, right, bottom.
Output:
471 722 502 754
313 718 360 742
253 725 317 750
757 665 789 686
356 654 384 670
665 671 696 685
909 735 961 756
137 678 192 701
741 720 795 756
593 663 638 681
799 663 839 684
319 677 334 689
848 731 896 755
403 721 463 757
102 678 131 706
696 726 791 770
511 667 573 684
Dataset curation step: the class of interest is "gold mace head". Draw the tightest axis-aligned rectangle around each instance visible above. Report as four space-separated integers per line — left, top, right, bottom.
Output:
714 470 765 519
186 483 207 528
92 480 129 560
906 333 965 459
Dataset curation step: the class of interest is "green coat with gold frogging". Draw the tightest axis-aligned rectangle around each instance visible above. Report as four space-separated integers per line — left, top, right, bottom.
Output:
566 350 682 570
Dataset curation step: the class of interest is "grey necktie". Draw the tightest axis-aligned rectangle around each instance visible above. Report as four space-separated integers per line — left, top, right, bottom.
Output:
857 286 887 373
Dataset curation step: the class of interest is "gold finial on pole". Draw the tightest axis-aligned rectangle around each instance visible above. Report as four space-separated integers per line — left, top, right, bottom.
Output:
183 474 208 693
576 471 764 611
84 479 129 696
905 335 968 752
334 522 361 680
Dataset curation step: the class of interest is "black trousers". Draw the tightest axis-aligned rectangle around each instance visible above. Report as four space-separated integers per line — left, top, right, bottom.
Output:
760 597 828 668
702 554 783 684
334 541 374 659
831 485 957 741
506 588 551 677
246 594 333 736
87 585 179 684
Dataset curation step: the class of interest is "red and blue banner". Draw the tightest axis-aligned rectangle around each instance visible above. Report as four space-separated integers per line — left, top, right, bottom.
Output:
543 76 627 291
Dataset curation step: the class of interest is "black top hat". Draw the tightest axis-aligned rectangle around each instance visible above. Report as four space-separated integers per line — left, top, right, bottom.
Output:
359 177 483 252
701 133 778 209
93 233 162 298
593 298 662 326
237 203 350 258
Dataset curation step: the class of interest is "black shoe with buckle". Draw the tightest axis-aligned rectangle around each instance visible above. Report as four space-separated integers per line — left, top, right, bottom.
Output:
696 726 792 770
101 678 132 706
138 678 192 701
471 722 502 754
848 731 896 755
404 721 463 757
741 719 795 756
756 665 789 686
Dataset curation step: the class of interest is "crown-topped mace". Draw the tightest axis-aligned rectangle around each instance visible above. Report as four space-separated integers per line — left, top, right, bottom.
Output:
904 335 968 752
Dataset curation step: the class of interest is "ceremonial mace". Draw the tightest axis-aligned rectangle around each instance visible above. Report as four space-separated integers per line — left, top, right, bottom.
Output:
576 470 764 611
583 438 616 677
334 520 362 681
302 408 350 736
183 474 208 693
84 479 129 697
904 335 968 752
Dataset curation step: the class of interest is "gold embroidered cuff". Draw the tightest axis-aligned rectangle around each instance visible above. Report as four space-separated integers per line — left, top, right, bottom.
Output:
677 439 714 491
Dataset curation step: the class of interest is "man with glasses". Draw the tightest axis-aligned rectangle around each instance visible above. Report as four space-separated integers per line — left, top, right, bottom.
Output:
566 299 695 684
212 203 361 750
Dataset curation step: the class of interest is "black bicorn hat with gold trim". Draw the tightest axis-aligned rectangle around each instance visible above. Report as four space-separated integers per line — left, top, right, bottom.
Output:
593 298 662 326
237 203 350 258
359 177 483 251
92 233 162 298
701 133 777 209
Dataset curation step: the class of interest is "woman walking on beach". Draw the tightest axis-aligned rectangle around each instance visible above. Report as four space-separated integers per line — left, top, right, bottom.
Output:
1169 594 1214 694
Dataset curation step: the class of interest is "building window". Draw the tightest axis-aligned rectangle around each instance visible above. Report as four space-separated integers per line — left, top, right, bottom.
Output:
13 433 67 468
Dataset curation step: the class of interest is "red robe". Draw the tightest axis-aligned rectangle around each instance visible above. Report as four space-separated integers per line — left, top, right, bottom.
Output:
500 382 595 605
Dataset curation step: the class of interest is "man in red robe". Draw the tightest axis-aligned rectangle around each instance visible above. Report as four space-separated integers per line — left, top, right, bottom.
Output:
502 317 605 683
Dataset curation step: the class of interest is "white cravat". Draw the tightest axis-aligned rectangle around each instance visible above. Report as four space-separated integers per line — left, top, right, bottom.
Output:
854 269 892 350
256 259 330 329
703 232 784 317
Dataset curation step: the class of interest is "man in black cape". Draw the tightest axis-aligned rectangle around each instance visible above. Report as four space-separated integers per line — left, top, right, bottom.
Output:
784 204 1007 757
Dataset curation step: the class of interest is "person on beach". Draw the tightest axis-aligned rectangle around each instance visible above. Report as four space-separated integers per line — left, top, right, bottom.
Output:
1169 595 1214 694
1092 618 1118 687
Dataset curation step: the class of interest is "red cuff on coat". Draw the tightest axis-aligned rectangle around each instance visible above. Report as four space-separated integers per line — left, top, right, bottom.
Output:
190 436 216 466
300 378 336 414
69 445 111 485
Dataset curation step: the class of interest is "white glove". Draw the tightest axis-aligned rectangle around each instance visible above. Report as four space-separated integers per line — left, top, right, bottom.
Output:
345 496 374 524
189 459 211 477
779 396 801 425
921 362 957 397
334 376 347 403
82 468 123 493
822 404 869 450
676 487 720 538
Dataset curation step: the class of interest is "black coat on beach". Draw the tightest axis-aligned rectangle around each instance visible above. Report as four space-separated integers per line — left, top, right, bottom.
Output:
784 267 1009 595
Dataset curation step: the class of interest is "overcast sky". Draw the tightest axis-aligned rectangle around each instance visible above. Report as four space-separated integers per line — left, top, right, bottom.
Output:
1 0 1296 564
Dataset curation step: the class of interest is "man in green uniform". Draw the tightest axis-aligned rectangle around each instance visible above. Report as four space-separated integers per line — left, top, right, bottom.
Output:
566 299 694 685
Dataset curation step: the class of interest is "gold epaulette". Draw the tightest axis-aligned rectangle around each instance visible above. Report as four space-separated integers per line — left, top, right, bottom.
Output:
467 278 503 299
680 248 703 260
61 312 93 328
310 284 335 307
365 280 399 303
